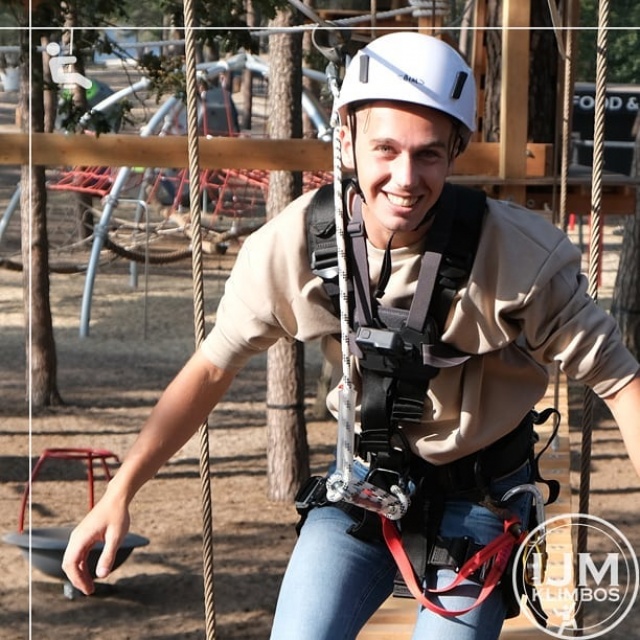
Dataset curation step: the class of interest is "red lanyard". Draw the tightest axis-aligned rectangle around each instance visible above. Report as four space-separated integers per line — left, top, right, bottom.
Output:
381 514 525 617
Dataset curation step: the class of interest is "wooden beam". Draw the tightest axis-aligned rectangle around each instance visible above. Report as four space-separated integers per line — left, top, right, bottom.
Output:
0 133 334 172
0 132 553 177
499 0 531 204
456 142 551 177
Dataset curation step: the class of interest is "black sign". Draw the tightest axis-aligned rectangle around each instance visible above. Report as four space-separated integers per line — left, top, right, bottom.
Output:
572 82 640 175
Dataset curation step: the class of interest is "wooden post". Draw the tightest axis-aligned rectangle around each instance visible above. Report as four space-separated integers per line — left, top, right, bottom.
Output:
414 1 448 35
499 0 531 205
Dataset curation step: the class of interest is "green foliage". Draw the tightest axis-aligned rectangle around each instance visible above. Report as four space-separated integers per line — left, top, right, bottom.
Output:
137 51 187 102
133 0 291 103
28 0 128 30
56 94 132 135
577 0 640 84
158 0 289 52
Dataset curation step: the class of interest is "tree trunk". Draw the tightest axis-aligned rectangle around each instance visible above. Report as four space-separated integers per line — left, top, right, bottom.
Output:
240 0 254 131
19 33 62 408
264 8 309 502
41 35 56 133
482 0 560 143
482 0 502 142
528 1 560 143
611 118 640 358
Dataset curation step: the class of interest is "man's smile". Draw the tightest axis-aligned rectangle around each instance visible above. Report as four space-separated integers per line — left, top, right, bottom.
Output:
385 192 420 208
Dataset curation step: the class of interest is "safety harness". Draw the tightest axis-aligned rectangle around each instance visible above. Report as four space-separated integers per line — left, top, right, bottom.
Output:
307 180 485 483
300 179 559 622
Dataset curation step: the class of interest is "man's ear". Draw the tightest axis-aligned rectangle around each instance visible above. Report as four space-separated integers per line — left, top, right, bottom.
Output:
340 125 355 170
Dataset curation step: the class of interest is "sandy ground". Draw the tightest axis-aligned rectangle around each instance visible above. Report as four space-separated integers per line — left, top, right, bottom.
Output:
1 64 640 640
0 206 336 639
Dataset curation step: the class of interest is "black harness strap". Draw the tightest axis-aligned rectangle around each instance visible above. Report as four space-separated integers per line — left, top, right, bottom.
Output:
348 199 376 329
349 185 485 471
306 181 487 476
306 182 342 314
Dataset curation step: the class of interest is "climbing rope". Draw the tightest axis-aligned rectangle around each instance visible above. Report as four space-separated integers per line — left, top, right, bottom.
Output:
182 0 217 636
324 61 358 497
547 0 578 446
578 1 610 622
558 3 576 232
308 26 408 519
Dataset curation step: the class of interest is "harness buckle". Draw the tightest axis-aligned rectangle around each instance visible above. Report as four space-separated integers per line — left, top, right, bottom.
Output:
294 475 328 513
310 247 339 280
366 466 408 493
355 326 406 373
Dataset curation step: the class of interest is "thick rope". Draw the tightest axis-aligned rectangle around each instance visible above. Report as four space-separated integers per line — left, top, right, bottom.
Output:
103 235 192 264
577 4 610 631
558 4 576 232
326 68 357 491
547 2 578 444
320 51 408 519
182 0 217 636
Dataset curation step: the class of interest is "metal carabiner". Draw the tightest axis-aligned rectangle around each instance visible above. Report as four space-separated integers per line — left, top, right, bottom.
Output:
501 483 546 533
501 483 548 584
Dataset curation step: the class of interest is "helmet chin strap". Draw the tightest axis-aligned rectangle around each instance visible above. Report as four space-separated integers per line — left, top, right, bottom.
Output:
348 110 367 204
415 204 439 230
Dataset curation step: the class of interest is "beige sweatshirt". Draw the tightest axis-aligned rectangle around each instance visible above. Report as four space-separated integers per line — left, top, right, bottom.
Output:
201 187 639 464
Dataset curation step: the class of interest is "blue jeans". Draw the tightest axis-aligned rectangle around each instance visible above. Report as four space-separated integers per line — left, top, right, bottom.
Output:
270 463 532 640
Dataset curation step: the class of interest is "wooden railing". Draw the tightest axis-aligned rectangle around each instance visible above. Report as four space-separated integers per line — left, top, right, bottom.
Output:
0 133 552 177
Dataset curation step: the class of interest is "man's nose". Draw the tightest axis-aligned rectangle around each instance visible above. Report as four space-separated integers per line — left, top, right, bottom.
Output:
391 153 418 188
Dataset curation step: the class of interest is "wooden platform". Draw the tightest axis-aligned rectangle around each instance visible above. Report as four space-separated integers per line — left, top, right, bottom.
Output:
357 371 572 639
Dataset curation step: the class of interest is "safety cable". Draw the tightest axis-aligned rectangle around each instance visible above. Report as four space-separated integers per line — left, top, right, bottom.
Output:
578 0 610 616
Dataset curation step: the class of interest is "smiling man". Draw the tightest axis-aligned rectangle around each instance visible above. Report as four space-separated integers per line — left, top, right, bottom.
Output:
63 32 640 640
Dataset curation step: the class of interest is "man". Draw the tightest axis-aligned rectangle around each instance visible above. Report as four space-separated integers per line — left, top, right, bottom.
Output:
63 32 640 640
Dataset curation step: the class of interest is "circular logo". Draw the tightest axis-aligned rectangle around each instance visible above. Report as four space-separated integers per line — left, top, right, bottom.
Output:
511 513 639 639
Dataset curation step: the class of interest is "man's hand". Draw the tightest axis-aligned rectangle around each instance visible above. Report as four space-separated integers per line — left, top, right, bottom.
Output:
62 496 130 595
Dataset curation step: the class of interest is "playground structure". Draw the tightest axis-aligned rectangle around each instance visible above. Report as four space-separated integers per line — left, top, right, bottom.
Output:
0 51 333 336
3 447 149 599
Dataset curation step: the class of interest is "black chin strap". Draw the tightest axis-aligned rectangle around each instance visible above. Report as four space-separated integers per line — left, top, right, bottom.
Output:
347 110 367 204
374 234 395 300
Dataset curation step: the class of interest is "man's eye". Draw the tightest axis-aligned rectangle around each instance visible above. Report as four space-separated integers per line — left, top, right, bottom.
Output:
420 149 445 161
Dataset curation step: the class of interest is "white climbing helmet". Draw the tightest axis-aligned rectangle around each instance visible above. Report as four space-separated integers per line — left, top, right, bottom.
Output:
336 32 476 151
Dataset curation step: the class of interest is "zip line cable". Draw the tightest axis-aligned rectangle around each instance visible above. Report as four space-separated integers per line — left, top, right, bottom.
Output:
576 1 610 633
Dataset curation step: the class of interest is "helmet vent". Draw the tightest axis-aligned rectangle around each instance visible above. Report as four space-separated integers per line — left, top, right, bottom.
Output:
451 71 468 100
359 54 370 83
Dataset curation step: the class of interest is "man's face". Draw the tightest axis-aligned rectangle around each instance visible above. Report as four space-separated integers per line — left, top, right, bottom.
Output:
341 101 455 249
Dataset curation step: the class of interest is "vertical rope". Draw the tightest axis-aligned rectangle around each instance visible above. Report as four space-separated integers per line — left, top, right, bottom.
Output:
550 1 577 451
577 3 610 633
559 2 576 232
326 64 357 491
182 0 217 636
